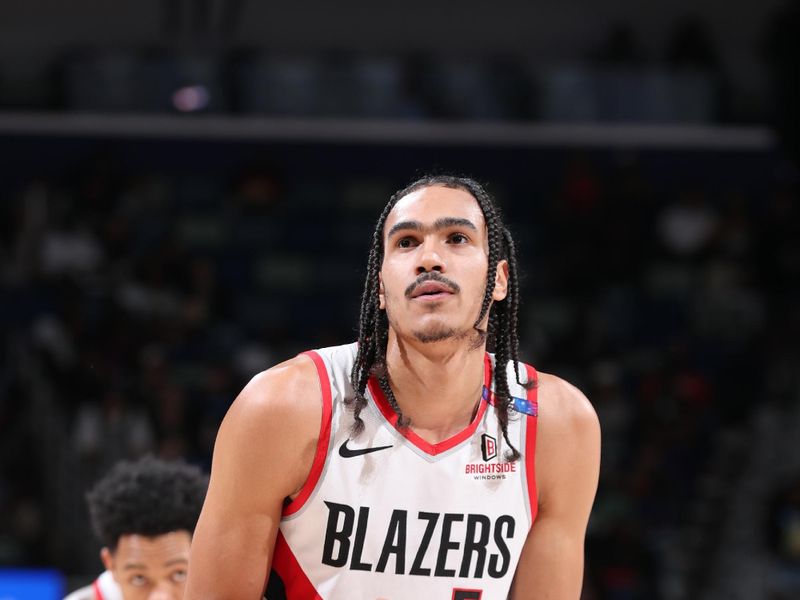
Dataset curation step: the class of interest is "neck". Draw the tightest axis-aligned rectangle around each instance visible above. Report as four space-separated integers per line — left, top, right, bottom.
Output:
383 329 487 442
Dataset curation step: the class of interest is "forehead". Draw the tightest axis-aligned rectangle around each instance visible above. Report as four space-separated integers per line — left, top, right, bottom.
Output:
115 531 191 564
384 185 485 235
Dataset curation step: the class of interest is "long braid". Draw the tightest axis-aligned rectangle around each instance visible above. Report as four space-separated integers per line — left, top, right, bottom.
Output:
492 302 519 460
473 205 500 331
462 180 532 461
349 175 532 461
347 196 404 432
505 229 528 388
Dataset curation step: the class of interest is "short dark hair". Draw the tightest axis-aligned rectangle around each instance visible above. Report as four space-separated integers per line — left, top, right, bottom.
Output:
86 456 208 551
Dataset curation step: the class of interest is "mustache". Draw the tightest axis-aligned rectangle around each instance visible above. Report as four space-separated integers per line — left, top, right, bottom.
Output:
404 272 461 299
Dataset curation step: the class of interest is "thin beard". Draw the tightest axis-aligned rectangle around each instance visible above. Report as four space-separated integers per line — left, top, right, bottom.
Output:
413 328 458 343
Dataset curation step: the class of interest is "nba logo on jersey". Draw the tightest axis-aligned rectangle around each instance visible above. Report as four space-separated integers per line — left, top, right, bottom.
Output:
481 434 497 461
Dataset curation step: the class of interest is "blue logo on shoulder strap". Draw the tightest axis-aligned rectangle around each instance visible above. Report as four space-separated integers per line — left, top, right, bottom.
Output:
512 396 538 417
483 387 538 416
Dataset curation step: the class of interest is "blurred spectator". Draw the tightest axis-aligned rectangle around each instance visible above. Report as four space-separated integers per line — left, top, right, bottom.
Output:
40 225 103 277
692 261 765 345
588 360 630 473
72 389 155 465
64 456 207 600
656 190 718 257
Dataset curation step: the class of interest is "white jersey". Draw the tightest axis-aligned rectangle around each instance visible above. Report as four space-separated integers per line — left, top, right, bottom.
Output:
268 343 539 600
63 571 123 600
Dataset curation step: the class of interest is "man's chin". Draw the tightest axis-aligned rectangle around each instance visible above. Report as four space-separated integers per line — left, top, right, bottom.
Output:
412 327 458 344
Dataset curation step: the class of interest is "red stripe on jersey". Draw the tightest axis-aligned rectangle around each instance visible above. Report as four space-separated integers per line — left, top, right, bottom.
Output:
272 531 322 599
283 351 333 517
367 354 493 456
92 579 104 600
524 363 539 523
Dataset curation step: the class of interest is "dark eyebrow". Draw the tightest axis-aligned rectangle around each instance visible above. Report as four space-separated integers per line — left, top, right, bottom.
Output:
163 558 189 567
122 557 187 571
386 220 422 239
386 217 478 240
434 217 478 232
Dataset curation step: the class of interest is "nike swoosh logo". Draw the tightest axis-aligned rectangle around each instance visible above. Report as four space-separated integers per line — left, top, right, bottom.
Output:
338 439 393 458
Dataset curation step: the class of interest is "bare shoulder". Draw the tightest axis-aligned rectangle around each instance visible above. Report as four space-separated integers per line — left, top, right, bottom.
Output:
188 354 325 597
535 372 599 434
509 372 600 599
212 353 323 501
533 372 601 509
225 353 321 431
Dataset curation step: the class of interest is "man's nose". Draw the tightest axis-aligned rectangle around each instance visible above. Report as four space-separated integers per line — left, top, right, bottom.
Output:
146 583 177 600
416 239 445 274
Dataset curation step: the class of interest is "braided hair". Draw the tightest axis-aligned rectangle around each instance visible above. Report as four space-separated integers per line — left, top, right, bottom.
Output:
346 175 531 460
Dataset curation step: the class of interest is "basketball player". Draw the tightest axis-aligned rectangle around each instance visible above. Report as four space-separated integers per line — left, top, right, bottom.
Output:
186 175 601 599
65 456 207 600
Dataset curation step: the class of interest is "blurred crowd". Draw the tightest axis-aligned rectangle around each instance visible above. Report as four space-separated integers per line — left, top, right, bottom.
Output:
0 140 799 599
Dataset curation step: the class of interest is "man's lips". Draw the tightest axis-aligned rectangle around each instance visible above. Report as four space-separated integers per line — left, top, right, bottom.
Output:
410 281 456 299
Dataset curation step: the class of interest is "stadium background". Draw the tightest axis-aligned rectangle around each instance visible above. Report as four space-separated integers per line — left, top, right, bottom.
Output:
1 1 799 598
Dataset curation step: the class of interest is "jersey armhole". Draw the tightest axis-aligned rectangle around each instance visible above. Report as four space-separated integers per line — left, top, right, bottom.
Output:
282 350 333 517
524 363 539 524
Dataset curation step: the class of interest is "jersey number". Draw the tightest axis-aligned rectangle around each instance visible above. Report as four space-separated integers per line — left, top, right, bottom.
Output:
452 589 482 600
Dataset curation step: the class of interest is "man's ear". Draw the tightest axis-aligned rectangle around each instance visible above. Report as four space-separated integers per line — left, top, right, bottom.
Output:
100 547 114 574
492 260 509 301
378 272 386 310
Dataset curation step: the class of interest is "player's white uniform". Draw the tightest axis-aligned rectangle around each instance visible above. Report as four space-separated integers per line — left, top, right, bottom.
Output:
268 343 539 600
63 571 123 600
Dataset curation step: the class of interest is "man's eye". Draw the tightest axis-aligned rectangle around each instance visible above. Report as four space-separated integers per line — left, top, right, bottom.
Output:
397 237 417 248
449 233 469 244
130 574 148 587
171 569 188 583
